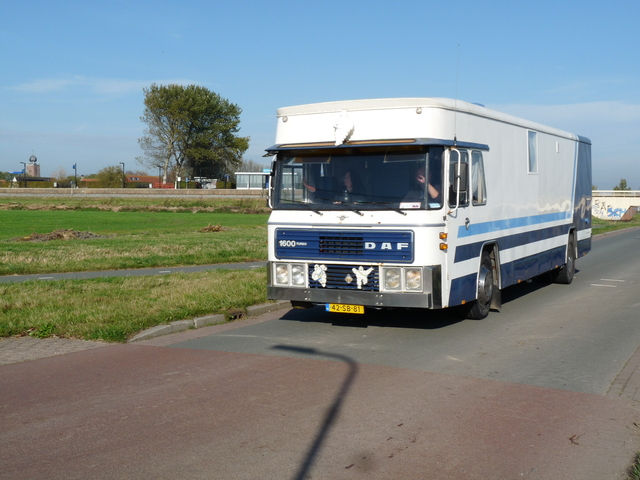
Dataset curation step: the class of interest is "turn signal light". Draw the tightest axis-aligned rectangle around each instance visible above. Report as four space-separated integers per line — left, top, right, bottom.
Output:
439 232 448 240
439 243 448 251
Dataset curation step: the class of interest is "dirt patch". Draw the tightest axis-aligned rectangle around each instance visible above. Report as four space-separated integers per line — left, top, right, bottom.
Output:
199 224 226 232
0 203 271 214
15 229 109 242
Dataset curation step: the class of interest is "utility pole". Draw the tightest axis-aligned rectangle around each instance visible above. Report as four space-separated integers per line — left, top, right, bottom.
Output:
119 162 125 188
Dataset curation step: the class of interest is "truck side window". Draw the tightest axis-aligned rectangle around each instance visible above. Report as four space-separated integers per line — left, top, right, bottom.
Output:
448 149 469 207
471 151 487 205
528 131 538 173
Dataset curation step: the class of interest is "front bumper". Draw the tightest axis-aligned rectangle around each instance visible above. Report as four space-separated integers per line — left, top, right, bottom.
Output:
267 262 442 309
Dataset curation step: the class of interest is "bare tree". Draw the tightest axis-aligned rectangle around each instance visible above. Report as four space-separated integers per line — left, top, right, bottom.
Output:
239 159 268 172
51 166 68 182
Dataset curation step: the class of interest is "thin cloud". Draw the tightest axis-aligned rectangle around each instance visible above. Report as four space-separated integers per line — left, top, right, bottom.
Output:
12 77 81 93
10 76 199 96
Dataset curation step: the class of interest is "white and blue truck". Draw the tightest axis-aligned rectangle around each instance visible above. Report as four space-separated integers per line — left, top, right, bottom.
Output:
265 98 592 319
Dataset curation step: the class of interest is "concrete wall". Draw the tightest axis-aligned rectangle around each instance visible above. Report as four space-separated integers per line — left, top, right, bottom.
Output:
593 191 640 220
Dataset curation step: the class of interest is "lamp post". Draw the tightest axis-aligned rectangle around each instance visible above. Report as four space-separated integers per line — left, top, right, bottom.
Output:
20 162 26 188
119 162 125 188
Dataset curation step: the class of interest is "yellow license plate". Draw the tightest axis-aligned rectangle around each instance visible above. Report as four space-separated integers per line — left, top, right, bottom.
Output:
326 303 364 314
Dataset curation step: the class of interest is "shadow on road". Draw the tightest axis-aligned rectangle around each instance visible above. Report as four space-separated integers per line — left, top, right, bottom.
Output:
277 269 580 330
499 269 581 305
272 345 358 480
278 304 465 330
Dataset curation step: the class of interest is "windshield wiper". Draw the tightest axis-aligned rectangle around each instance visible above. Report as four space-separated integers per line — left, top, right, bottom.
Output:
355 201 407 216
286 200 323 216
333 201 364 216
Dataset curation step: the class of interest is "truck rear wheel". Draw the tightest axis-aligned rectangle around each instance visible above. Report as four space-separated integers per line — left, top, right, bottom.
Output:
466 251 494 320
552 234 575 285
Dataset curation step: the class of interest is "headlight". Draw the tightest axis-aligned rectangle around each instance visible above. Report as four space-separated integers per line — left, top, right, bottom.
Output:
405 269 422 291
384 268 401 290
274 263 307 287
291 264 306 285
381 267 423 292
275 264 289 285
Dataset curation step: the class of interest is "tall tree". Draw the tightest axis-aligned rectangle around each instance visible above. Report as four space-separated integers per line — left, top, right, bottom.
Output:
137 84 249 182
613 178 631 191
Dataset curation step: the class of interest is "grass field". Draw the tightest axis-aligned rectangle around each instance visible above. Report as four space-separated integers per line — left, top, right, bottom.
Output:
0 196 271 342
0 195 269 211
0 209 269 275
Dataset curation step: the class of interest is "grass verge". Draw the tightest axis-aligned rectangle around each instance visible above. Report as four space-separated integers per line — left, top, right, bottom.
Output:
0 268 267 342
592 214 640 234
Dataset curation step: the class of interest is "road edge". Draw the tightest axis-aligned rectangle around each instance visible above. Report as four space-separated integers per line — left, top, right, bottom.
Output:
127 300 292 343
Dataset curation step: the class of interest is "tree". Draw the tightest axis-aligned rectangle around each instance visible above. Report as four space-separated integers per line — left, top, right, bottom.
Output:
239 159 268 172
613 178 631 191
95 166 125 188
51 166 68 182
137 84 249 183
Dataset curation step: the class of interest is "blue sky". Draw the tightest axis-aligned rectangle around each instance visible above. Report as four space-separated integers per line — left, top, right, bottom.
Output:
1 0 639 189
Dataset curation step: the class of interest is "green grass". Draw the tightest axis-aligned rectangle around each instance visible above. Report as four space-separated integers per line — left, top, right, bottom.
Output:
592 214 640 234
0 210 269 275
0 196 272 342
0 207 266 239
0 195 268 211
1 194 637 344
0 268 267 342
628 453 640 480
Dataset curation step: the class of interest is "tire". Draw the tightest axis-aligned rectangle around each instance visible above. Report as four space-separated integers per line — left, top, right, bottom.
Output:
466 251 494 320
552 234 575 285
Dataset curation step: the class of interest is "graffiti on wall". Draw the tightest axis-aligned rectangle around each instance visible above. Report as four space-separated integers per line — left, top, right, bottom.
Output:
593 199 626 220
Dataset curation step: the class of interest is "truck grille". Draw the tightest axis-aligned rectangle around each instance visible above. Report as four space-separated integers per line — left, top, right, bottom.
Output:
319 234 363 256
308 264 379 292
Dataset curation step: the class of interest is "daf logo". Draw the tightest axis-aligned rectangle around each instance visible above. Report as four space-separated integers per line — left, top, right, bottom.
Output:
364 242 410 250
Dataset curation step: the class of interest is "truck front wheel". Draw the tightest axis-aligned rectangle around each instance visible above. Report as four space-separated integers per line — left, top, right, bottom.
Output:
465 251 494 320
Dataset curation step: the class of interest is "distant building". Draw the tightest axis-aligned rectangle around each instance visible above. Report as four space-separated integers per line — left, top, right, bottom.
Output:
236 171 269 190
26 163 40 177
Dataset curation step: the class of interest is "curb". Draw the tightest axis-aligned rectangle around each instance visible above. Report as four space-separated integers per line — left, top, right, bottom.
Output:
128 300 292 343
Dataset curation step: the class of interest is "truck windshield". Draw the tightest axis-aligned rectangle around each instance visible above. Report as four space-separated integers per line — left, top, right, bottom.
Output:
272 146 444 211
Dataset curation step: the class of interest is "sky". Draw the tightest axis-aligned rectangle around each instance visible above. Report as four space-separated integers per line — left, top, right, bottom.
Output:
1 0 639 189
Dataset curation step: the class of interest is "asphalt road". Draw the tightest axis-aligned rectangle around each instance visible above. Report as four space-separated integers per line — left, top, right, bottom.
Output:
1 228 639 479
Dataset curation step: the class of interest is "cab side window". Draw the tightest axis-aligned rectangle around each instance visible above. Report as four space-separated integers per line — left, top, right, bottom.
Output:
448 149 469 207
471 150 487 205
